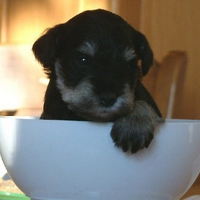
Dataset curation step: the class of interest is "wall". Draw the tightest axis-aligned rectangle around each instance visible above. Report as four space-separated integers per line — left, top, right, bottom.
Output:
0 44 45 113
140 0 200 119
0 0 110 43
0 0 140 43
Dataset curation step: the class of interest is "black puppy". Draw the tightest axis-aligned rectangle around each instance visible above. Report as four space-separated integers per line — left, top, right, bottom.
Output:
33 9 163 153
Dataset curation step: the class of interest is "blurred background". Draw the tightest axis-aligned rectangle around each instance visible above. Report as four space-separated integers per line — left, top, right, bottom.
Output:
0 0 200 119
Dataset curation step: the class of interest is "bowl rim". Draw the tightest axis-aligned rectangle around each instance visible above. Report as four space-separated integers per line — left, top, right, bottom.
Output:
0 116 200 124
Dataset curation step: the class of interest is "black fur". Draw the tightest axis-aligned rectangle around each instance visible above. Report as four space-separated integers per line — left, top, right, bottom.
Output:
33 9 163 153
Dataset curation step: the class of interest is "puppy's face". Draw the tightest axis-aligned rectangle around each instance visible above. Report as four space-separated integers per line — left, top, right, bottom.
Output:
33 9 153 121
55 38 139 121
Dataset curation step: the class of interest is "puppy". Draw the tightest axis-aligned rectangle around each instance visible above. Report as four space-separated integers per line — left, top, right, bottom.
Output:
32 9 163 153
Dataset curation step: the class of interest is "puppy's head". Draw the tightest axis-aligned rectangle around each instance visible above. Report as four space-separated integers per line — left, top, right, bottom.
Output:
33 9 153 121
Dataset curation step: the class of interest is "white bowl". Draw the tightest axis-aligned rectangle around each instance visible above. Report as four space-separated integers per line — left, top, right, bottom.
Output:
0 117 200 200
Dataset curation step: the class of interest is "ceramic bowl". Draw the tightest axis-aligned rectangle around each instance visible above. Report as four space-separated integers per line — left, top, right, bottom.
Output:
0 117 200 200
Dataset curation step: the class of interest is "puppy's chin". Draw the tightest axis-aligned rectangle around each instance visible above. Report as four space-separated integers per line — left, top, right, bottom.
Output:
55 72 134 122
67 94 134 122
68 104 132 122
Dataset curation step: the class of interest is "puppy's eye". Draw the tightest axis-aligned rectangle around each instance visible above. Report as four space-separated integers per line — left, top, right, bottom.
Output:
76 55 90 67
80 57 87 63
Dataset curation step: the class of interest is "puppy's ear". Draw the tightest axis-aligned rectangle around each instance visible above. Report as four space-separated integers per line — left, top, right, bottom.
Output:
135 32 154 76
32 24 64 76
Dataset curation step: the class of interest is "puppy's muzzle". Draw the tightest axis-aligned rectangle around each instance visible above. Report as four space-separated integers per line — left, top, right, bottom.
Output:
99 93 117 107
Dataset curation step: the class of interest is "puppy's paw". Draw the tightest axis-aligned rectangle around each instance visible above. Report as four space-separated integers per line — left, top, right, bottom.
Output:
111 117 155 153
111 101 164 153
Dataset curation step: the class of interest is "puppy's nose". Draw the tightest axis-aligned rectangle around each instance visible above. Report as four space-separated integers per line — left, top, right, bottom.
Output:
99 93 116 107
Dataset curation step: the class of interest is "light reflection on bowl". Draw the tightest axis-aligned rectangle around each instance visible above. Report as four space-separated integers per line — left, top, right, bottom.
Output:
0 117 200 200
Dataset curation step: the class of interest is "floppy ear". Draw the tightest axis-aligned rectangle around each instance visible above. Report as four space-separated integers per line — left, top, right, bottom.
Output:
32 24 64 76
135 32 154 76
